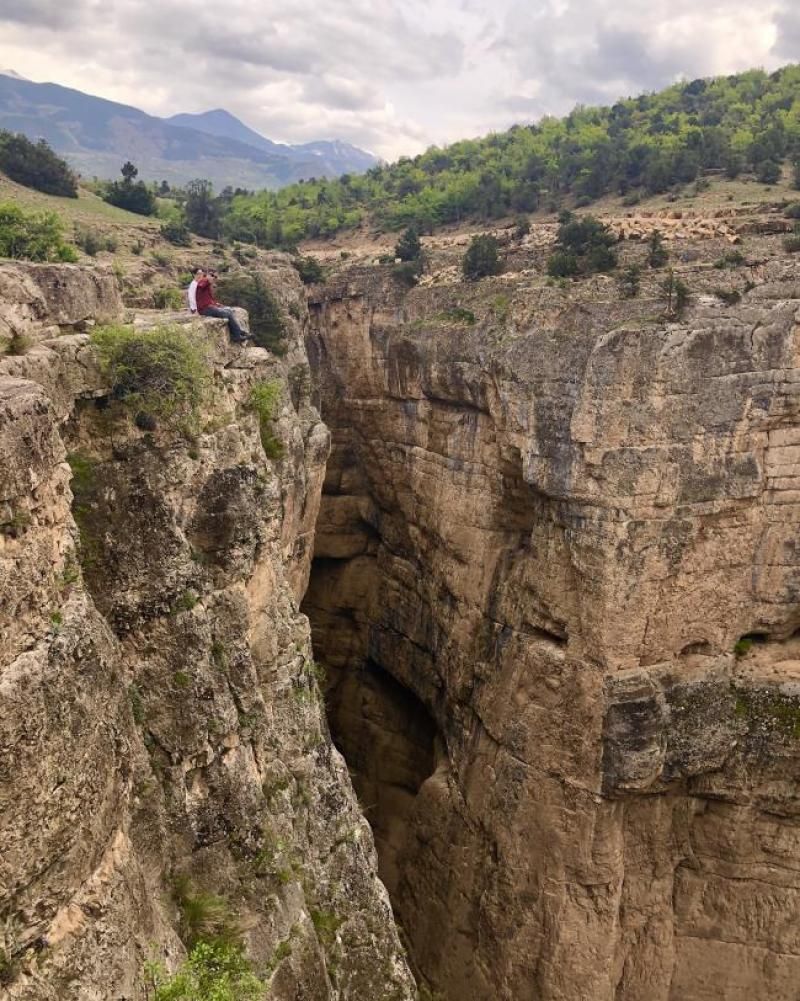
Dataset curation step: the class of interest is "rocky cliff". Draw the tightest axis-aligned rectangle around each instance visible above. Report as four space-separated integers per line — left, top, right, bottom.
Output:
0 261 415 1000
303 244 800 1000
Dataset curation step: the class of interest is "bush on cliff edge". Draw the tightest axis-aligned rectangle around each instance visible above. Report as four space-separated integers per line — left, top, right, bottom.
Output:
91 324 211 434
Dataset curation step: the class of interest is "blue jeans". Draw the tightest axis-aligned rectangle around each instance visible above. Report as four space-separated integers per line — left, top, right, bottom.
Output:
201 306 246 341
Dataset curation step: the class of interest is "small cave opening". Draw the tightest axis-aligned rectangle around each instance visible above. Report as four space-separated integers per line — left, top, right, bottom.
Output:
322 656 439 897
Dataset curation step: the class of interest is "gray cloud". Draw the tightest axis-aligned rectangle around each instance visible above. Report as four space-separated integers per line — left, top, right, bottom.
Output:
0 0 95 29
0 0 792 160
773 5 800 59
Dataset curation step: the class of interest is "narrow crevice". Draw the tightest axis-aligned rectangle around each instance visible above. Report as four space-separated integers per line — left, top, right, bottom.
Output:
322 656 438 897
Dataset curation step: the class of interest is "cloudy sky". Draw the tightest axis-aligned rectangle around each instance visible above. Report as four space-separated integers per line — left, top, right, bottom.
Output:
0 0 797 160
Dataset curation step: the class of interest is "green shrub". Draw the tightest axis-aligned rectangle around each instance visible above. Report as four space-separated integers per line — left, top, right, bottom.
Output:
161 219 192 246
784 227 800 253
734 637 753 657
132 240 145 255
91 324 211 433
151 250 172 267
714 288 741 306
232 243 256 263
0 130 78 197
437 306 475 325
0 202 77 262
395 226 422 262
153 287 185 310
74 226 116 257
462 233 501 280
249 380 284 459
215 274 287 354
646 230 669 268
661 269 690 318
550 212 617 275
755 159 781 184
291 255 325 285
147 941 263 1001
713 250 746 269
546 250 578 278
617 265 641 298
391 259 422 287
513 214 531 239
783 203 800 220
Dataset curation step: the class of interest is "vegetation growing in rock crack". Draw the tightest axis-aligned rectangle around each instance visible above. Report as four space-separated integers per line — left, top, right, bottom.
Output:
91 324 211 434
248 379 285 459
145 941 264 1001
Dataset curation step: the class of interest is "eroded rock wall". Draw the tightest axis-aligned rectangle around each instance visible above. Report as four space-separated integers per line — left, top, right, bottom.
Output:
304 262 800 1001
0 262 414 1000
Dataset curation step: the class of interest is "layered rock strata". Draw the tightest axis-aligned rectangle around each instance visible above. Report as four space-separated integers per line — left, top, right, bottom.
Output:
0 262 414 1000
304 260 800 1001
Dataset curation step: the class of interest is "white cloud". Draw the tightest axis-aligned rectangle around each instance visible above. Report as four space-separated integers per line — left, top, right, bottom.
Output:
0 0 794 161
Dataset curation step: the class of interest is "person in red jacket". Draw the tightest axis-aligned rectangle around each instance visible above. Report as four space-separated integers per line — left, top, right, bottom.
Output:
195 270 251 343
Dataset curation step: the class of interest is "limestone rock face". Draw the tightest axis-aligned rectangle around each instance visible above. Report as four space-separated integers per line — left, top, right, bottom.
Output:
0 262 123 349
304 262 800 1001
0 262 414 1000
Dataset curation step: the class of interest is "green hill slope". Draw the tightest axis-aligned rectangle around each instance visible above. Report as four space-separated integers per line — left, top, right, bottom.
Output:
222 64 800 246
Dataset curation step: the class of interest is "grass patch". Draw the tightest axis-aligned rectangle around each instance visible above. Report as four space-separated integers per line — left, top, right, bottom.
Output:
4 332 31 356
172 876 243 950
310 909 343 949
248 380 285 459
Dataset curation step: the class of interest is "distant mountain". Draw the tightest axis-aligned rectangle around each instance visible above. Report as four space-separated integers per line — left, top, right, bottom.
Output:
0 73 378 190
167 109 380 177
166 108 289 156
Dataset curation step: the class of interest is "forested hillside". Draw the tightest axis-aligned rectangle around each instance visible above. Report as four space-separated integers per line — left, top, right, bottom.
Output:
221 65 800 246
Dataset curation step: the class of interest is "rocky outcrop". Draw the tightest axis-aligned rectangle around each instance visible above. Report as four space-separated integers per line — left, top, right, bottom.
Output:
304 257 800 1001
0 262 123 350
0 262 414 1000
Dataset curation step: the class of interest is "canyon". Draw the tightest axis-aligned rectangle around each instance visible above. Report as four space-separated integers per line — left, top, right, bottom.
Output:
302 243 800 1000
2 206 800 1000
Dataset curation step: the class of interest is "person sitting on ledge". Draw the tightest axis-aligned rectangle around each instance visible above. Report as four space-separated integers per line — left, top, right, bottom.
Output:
195 269 251 343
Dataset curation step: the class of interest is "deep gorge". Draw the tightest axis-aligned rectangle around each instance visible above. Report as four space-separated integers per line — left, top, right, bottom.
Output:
301 268 800 1001
3 246 800 1001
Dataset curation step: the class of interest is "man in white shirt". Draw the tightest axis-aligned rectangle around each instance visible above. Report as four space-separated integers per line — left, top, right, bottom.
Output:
187 267 203 313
